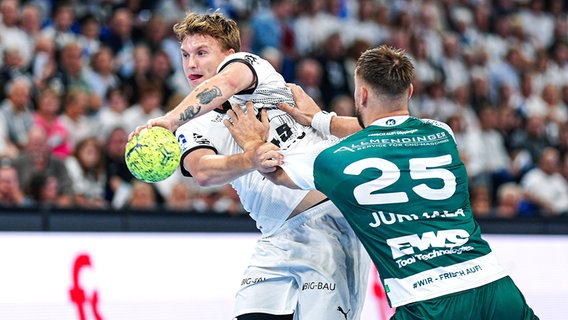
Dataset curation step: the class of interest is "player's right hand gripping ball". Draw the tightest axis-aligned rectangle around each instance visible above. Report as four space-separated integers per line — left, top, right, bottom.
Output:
125 127 181 183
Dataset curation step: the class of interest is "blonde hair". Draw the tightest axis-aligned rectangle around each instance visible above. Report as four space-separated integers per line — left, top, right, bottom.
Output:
173 11 240 52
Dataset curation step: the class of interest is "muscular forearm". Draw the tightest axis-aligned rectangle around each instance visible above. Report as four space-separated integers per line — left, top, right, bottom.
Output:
166 74 240 131
165 63 254 131
187 150 258 187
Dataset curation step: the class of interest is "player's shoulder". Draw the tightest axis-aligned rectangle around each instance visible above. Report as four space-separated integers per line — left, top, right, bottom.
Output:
219 52 265 69
418 118 455 138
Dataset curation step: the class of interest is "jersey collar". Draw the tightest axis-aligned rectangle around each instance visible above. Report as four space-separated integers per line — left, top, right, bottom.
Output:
369 115 410 127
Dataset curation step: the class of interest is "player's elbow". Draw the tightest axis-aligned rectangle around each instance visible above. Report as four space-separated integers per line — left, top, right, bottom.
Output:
192 172 216 187
219 73 241 93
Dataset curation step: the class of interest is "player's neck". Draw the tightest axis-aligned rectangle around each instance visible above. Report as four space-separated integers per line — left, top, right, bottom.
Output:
373 109 410 121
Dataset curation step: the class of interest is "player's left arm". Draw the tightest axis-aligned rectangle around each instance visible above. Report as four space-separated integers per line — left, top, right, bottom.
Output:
182 102 275 187
130 61 255 138
278 83 362 138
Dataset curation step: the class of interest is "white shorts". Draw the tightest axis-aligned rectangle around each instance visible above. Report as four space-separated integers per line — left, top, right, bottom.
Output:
233 200 371 319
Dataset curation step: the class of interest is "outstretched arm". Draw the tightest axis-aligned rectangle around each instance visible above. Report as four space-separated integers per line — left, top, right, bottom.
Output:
130 61 255 138
278 83 362 138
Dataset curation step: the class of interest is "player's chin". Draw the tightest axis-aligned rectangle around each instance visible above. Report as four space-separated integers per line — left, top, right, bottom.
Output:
189 77 204 87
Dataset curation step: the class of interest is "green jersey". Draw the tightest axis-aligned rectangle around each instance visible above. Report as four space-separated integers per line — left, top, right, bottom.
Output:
282 116 508 307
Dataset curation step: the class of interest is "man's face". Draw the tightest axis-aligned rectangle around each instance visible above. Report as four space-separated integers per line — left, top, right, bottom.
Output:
180 34 234 89
0 167 19 196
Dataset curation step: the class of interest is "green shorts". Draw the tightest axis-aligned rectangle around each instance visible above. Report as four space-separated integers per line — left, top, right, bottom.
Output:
392 276 539 320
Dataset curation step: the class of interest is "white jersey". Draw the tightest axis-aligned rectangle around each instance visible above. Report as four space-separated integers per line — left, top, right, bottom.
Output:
176 52 327 236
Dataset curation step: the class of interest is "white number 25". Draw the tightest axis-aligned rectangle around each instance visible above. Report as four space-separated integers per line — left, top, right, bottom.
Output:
343 155 456 205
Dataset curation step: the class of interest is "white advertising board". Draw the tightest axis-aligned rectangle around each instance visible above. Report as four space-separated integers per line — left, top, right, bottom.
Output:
0 233 564 320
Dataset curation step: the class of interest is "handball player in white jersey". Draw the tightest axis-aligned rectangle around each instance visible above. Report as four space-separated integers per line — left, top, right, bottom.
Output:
130 11 369 320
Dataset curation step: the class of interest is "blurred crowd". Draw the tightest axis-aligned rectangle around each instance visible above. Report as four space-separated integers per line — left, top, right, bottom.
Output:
0 0 567 219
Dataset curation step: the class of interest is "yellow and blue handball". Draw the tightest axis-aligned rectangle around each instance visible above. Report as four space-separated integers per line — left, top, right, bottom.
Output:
125 126 180 183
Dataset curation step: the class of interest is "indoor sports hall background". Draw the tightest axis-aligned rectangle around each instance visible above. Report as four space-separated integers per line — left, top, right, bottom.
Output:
1 0 567 318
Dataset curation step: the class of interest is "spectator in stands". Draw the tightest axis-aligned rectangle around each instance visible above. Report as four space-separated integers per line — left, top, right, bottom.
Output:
249 0 295 59
97 86 129 138
58 88 99 148
120 43 152 106
343 39 372 93
0 47 30 102
0 76 35 154
124 180 159 210
192 185 244 216
147 50 185 109
20 3 43 63
293 0 340 56
518 0 555 50
520 147 568 216
548 41 568 85
329 94 354 117
164 181 194 211
123 84 164 133
100 7 136 78
294 57 324 108
562 150 568 182
40 1 77 50
420 81 458 121
488 46 526 100
343 0 388 48
48 42 101 112
65 137 108 209
30 35 58 93
217 184 246 216
0 157 32 208
470 185 493 218
12 126 74 207
541 83 568 145
439 32 470 93
27 172 66 209
493 182 534 218
462 105 517 202
451 84 480 131
0 0 32 69
408 34 443 89
33 86 72 159
77 13 102 61
469 71 493 113
512 115 554 167
558 123 568 156
315 32 351 107
85 46 121 105
102 126 133 208
513 72 545 119
141 15 181 72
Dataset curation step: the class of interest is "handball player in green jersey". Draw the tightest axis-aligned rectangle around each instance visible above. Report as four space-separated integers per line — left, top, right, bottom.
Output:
227 45 539 320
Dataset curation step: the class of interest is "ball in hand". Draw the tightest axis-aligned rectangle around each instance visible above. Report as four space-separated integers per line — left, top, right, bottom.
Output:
125 127 180 183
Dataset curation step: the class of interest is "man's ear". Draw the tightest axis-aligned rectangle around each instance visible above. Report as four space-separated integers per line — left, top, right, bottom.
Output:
408 84 414 99
360 86 368 108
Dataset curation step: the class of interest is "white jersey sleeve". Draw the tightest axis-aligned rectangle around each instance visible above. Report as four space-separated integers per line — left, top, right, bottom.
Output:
280 137 341 190
217 52 295 108
175 113 219 176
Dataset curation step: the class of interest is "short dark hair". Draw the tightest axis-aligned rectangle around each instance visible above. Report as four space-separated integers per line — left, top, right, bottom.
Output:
355 45 414 99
